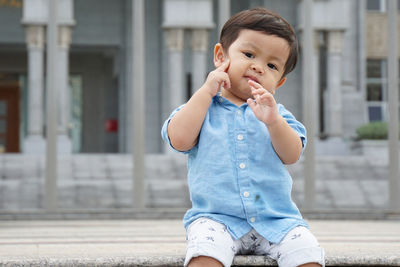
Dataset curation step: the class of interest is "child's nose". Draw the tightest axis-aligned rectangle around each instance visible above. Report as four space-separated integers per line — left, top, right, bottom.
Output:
251 63 264 74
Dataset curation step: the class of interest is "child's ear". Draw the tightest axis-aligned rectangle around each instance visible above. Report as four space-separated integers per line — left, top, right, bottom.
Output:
214 43 225 68
273 77 286 94
277 77 286 89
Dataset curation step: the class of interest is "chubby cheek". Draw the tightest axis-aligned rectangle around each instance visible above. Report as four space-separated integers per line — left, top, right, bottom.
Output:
227 67 244 84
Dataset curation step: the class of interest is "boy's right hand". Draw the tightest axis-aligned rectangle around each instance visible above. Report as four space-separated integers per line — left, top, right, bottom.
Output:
201 59 231 98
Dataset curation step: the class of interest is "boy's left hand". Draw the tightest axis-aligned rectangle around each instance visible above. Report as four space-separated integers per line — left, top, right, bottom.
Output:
247 80 279 125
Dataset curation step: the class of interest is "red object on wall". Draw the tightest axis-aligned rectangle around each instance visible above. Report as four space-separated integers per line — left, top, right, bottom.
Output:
105 119 118 132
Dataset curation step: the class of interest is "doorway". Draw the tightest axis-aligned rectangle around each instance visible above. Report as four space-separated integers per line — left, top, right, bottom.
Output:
0 83 20 152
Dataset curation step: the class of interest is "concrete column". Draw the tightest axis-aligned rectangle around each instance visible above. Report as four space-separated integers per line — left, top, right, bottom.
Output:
302 0 316 211
358 0 368 123
24 25 46 154
387 0 400 213
164 28 184 153
326 30 344 137
314 32 322 136
218 0 230 34
57 26 72 153
165 28 185 110
132 0 146 208
191 29 209 96
45 0 59 211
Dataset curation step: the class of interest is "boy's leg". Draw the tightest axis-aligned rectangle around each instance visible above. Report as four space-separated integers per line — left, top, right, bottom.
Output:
184 217 236 267
266 226 325 267
188 256 223 267
297 263 322 267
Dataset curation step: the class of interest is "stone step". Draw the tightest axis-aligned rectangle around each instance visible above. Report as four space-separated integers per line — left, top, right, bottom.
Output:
0 220 399 266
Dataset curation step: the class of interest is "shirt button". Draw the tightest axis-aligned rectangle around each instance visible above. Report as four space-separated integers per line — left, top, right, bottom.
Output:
237 110 241 115
243 191 250 198
218 97 224 102
237 134 244 141
239 163 246 169
250 217 256 223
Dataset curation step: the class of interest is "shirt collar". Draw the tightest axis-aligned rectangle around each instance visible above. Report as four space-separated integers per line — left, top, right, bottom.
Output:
216 91 249 110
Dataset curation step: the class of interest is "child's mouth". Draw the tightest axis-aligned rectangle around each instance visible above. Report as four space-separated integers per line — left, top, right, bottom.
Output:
245 76 259 84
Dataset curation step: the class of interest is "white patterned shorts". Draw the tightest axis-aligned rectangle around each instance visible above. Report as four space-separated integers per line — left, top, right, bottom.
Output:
184 217 325 267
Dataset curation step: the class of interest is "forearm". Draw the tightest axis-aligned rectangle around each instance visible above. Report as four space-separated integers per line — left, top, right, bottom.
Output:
168 59 230 151
267 115 302 164
168 88 213 151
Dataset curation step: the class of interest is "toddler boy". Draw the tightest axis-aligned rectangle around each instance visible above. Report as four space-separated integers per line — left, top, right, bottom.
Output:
161 7 325 267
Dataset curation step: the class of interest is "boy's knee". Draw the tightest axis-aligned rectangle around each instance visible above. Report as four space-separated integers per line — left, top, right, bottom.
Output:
188 256 224 267
297 263 322 267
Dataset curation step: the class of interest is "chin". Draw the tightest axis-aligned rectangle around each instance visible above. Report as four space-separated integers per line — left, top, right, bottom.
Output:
239 93 253 102
241 90 253 100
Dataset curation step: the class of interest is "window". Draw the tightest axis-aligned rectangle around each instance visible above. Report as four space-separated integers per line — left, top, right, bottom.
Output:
367 0 400 11
366 59 400 122
366 59 387 121
69 75 82 153
367 0 382 11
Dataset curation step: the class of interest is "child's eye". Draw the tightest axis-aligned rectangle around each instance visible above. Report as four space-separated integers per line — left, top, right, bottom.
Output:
267 63 277 70
244 52 254 58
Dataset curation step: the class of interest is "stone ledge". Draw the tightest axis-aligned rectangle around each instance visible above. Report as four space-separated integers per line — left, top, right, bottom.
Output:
2 255 400 267
0 208 399 221
1 220 399 267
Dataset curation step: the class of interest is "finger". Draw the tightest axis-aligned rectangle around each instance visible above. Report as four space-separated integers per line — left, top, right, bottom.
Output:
217 59 230 72
221 72 231 89
217 77 230 91
251 87 274 98
255 94 262 105
247 98 256 108
251 88 267 95
248 79 262 88
251 89 267 102
248 80 275 95
258 92 276 106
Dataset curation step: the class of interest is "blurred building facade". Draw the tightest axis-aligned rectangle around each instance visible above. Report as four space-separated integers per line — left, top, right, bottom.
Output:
0 0 395 154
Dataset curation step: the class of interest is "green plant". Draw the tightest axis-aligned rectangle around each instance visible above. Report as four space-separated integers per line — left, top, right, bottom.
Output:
356 121 388 140
356 121 400 140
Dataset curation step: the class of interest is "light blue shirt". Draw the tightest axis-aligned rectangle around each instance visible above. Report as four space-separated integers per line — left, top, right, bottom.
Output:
161 95 308 243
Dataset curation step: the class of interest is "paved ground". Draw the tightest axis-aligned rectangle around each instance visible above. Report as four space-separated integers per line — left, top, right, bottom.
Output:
0 219 399 266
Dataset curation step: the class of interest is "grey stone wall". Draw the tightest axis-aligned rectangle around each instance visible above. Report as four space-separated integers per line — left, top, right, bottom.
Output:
72 0 124 46
0 5 24 44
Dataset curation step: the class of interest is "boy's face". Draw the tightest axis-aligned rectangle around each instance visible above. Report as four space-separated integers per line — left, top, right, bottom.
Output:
214 29 290 104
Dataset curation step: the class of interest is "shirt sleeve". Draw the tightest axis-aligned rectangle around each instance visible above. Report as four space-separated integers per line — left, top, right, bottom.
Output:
278 104 307 153
161 104 192 154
